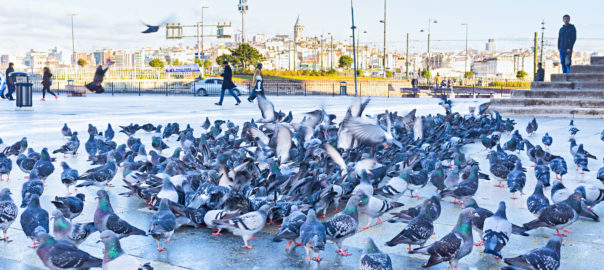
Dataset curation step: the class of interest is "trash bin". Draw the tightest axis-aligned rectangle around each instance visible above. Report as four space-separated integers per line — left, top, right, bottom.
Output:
339 81 347 95
10 72 33 108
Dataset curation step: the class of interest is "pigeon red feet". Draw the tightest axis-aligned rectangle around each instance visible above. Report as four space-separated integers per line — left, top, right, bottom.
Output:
211 229 222 236
242 244 253 249
494 182 505 188
554 229 567 237
157 243 167 252
407 244 412 252
474 240 484 246
376 217 383 224
320 214 327 219
360 225 370 230
106 183 115 187
295 242 304 246
450 199 461 204
562 228 572 233
305 255 311 260
336 248 351 256
312 256 323 262
284 240 293 251
249 236 258 241
332 208 339 213
510 194 518 200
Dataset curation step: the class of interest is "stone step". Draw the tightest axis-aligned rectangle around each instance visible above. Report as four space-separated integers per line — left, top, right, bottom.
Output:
511 89 604 99
592 56 604 65
551 73 604 82
571 65 604 73
491 97 604 108
489 105 604 118
531 81 573 89
573 81 604 90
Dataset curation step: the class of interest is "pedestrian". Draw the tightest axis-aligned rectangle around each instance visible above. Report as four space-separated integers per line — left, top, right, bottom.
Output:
215 61 241 106
535 63 545 82
4 62 15 100
411 75 418 89
558 14 576 74
434 73 441 88
40 67 57 101
85 61 113 94
247 63 264 102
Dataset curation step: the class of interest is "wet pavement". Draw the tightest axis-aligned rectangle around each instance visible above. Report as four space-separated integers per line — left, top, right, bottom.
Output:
0 94 601 269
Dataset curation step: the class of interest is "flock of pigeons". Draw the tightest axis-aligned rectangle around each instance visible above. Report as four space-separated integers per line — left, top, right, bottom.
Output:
0 93 602 270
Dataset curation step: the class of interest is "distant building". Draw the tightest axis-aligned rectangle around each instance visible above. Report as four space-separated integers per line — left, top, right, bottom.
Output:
132 50 145 68
113 51 132 67
486 39 496 53
253 34 267 43
294 15 304 42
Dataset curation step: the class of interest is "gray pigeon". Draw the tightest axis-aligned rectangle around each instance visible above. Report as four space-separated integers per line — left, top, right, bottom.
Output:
360 237 393 270
20 194 49 248
300 209 326 262
51 210 97 246
523 192 583 237
51 193 85 221
482 201 512 259
36 232 102 270
386 208 437 252
148 198 177 251
21 170 44 208
357 191 404 229
213 204 270 249
0 188 17 242
94 190 146 239
502 236 561 270
32 148 54 181
76 161 117 188
323 195 361 256
99 230 149 270
53 132 80 156
0 153 12 181
16 154 36 176
60 161 79 195
527 182 550 216
273 205 306 251
410 208 479 269
61 123 72 137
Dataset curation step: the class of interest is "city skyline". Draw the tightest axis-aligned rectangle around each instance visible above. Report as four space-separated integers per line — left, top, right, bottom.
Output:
1 0 604 56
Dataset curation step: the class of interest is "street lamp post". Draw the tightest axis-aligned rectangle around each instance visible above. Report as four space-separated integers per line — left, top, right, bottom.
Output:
328 33 334 70
540 20 545 65
420 18 437 81
379 0 387 78
350 0 358 96
201 6 208 54
461 23 468 75
68 13 78 66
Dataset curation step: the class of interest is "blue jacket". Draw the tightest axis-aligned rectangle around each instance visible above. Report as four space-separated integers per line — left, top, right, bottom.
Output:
558 24 576 51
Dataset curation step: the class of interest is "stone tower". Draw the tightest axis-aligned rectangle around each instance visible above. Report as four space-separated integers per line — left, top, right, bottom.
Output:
294 15 304 42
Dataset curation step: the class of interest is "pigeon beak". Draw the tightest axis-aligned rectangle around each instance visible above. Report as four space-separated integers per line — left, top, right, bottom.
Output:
96 239 101 243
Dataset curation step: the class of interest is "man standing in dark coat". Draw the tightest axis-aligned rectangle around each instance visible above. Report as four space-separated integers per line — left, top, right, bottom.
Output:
215 61 241 106
558 14 576 74
4 62 15 100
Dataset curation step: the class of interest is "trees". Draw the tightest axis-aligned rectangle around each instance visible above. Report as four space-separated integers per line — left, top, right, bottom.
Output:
216 54 238 68
149 58 165 68
421 69 431 79
516 70 528 79
385 70 393 78
203 60 212 69
229 44 265 71
169 59 183 65
77 58 87 67
338 55 353 69
464 71 474 79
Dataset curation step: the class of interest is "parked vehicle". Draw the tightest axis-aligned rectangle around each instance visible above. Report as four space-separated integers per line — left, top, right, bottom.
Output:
190 78 248 96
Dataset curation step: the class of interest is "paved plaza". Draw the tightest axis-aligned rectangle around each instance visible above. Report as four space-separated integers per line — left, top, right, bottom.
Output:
0 94 601 270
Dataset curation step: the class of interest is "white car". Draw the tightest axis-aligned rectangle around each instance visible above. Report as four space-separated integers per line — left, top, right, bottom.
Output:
190 78 248 96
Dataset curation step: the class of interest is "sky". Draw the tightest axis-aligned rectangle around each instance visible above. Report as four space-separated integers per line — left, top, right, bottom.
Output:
1 0 603 56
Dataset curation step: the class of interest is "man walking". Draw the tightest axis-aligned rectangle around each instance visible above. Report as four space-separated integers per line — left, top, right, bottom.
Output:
4 62 15 100
215 61 241 106
558 14 576 74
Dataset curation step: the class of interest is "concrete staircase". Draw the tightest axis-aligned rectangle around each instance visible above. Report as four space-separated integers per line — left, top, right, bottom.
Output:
490 56 604 118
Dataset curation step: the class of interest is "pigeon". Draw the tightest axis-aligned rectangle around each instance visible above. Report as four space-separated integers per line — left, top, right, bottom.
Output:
573 146 589 174
61 123 73 137
523 192 583 237
527 182 550 216
0 153 12 181
525 118 537 136
99 230 149 270
360 237 393 270
33 148 55 181
551 180 572 204
482 201 512 259
60 162 79 194
323 195 361 256
598 158 604 186
300 209 326 262
443 165 460 190
389 195 441 223
256 92 277 122
155 176 179 204
501 236 561 270
357 191 404 229
273 205 306 251
53 132 80 156
386 207 437 252
51 210 97 246
507 160 526 199
374 174 408 200
535 158 551 187
36 233 102 270
151 136 169 153
51 193 85 221
213 204 270 249
94 189 146 239
440 165 481 204
542 132 552 149
429 162 446 191
0 188 17 242
105 123 115 141
410 208 479 269
353 171 374 197
85 133 98 157
574 184 604 208
148 198 177 251
549 157 567 180
21 171 44 208
400 168 429 199
20 194 49 248
76 161 117 188
16 154 36 176
568 126 579 137
4 137 27 156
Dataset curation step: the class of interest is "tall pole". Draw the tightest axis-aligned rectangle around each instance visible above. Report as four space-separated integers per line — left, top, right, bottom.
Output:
382 0 387 78
330 34 334 70
533 32 538 78
462 23 468 75
68 13 77 66
540 20 545 65
351 0 358 96
238 0 247 43
320 35 324 70
201 6 208 54
405 33 409 79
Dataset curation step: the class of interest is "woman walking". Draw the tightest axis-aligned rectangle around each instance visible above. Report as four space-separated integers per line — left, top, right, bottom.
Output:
41 67 57 101
247 63 264 102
